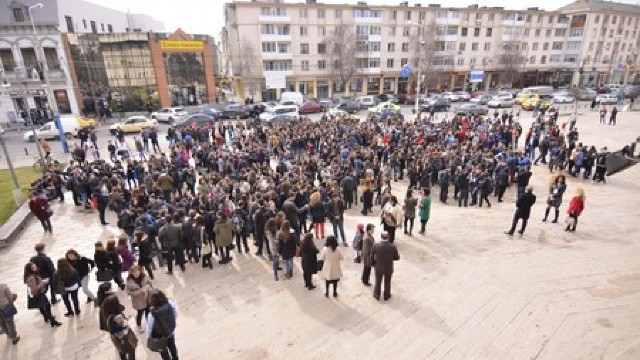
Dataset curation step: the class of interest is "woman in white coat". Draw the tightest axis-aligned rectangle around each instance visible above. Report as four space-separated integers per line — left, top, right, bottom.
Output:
321 235 343 298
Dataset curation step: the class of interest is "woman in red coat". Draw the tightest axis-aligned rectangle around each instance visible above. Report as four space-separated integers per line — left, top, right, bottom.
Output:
28 192 52 234
565 188 585 232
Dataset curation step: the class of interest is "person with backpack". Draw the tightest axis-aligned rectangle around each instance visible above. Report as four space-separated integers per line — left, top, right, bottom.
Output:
146 290 179 360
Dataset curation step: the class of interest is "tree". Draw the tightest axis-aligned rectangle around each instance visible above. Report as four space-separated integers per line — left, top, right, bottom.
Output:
409 20 438 93
323 23 358 95
498 40 525 88
239 41 258 99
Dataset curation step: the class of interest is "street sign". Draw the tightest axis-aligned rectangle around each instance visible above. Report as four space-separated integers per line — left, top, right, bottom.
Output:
400 65 412 78
265 72 286 89
469 71 484 83
8 89 47 98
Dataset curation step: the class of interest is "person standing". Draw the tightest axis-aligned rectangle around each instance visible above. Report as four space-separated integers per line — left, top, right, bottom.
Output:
381 196 403 243
565 188 586 232
126 266 153 332
371 232 400 301
55 258 82 317
100 295 136 360
30 243 57 304
29 192 52 234
542 175 567 223
403 190 418 236
147 290 179 360
23 262 61 327
0 283 20 344
158 214 186 274
505 186 537 236
94 241 125 290
309 197 326 240
327 194 347 246
609 106 618 125
39 137 51 158
277 221 297 279
214 211 234 264
361 224 375 286
65 249 97 303
418 188 432 235
300 233 319 289
320 235 344 298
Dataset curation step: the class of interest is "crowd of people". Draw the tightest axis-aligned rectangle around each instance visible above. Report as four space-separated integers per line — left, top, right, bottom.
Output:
3 102 610 357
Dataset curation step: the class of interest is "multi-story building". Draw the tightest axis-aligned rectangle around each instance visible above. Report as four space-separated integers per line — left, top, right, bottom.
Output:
0 0 164 125
223 0 640 101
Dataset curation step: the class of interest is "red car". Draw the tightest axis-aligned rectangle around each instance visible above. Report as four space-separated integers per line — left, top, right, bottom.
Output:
299 101 322 114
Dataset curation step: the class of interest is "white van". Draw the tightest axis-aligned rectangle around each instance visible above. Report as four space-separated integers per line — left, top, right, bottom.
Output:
259 105 300 121
23 117 80 142
280 91 304 106
356 95 378 109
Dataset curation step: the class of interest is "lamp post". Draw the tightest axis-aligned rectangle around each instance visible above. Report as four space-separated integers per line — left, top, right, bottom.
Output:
407 21 426 115
25 3 46 163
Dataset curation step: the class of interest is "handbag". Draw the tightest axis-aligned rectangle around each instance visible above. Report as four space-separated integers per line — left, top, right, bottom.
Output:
147 336 169 352
109 319 138 353
96 269 114 282
316 260 324 271
27 292 46 309
0 303 18 318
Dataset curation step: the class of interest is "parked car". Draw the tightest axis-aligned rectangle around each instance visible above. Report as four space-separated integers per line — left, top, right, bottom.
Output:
23 117 81 142
151 107 188 123
553 94 575 103
174 114 216 128
487 96 515 108
221 104 250 119
470 95 493 105
199 107 223 120
420 99 451 112
329 100 360 114
367 101 401 115
574 88 597 101
318 98 334 111
395 93 414 105
440 92 459 102
521 96 552 110
370 108 403 121
298 101 321 114
454 91 471 101
265 114 300 123
381 94 399 104
356 95 379 109
259 105 300 121
595 93 618 105
109 116 158 134
455 104 488 116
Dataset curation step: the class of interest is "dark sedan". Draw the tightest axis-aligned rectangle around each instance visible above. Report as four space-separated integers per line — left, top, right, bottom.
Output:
199 107 223 120
299 101 322 114
268 114 300 123
421 99 450 112
333 100 360 113
456 104 489 116
174 114 216 127
221 104 250 119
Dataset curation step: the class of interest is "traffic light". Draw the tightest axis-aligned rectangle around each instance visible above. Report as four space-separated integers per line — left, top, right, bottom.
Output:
466 74 472 92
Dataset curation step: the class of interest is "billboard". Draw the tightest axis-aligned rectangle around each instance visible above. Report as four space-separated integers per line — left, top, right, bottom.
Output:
159 40 204 51
265 72 286 89
469 71 485 83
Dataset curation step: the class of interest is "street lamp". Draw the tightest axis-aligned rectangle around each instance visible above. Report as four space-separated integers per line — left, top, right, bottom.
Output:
407 21 426 115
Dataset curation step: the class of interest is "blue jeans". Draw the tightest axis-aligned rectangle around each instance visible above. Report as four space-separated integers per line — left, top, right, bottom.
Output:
331 219 346 244
283 258 293 273
271 254 280 274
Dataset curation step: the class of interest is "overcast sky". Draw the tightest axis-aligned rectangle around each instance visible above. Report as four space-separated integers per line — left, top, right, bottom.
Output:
84 0 640 40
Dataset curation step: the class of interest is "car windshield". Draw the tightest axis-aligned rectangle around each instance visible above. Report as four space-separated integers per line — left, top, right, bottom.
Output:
174 108 184 112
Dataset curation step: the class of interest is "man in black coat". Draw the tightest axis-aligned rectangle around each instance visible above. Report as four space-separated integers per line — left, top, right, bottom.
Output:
30 243 58 304
371 232 400 301
505 186 537 236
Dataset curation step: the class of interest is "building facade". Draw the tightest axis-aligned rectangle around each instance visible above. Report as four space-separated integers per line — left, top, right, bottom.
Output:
0 0 164 125
223 0 640 101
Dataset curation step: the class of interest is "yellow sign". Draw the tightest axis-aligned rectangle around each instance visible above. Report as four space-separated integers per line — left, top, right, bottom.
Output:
160 40 204 50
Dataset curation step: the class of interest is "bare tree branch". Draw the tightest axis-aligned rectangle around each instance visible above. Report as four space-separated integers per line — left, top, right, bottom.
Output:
323 23 359 95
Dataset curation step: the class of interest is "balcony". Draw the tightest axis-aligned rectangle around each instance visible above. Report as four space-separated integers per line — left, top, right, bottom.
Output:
259 33 292 42
258 15 291 23
354 16 382 24
261 52 293 60
358 67 381 74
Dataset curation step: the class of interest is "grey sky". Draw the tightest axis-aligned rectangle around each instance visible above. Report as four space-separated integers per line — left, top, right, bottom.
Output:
83 0 639 40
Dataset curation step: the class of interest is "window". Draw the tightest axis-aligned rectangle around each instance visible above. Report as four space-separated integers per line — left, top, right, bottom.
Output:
564 54 578 63
389 26 396 36
474 28 480 37
612 16 617 24
552 42 563 50
261 7 270 15
317 43 326 54
403 27 410 37
318 26 325 36
83 19 87 29
400 58 408 66
476 13 482 20
318 60 326 69
262 42 277 52
529 56 536 64
594 15 600 24
532 42 538 51
354 9 381 18
603 15 609 23
484 42 491 51
300 43 309 54
101 23 105 32
535 29 541 37
569 29 584 37
20 48 36 68
274 8 286 16
555 29 566 37
486 28 492 37
300 9 307 18
12 8 24 22
488 14 494 21
386 58 394 68
90 21 97 33
301 60 309 71
548 15 554 23
401 43 409 52
543 42 549 51
459 42 466 51
524 29 529 36
263 60 292 71
387 43 395 52
435 41 445 51
43 48 60 70
278 43 290 53
404 11 411 21
0 49 16 71
540 55 547 64
108 24 113 33
300 26 308 36
566 41 581 50
546 29 551 37
526 14 532 23
471 42 478 51
549 54 561 63
391 11 397 20
588 42 594 51
419 11 426 21
335 9 342 18
461 27 468 37
318 9 325 18
64 16 74 33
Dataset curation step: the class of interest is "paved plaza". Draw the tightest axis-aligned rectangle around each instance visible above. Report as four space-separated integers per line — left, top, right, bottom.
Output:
1 110 640 360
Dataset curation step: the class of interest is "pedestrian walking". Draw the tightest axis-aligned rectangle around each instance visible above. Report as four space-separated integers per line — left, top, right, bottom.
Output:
381 196 403 243
29 191 52 234
146 290 179 360
418 188 432 235
23 262 61 327
30 243 57 304
54 258 82 317
65 249 97 303
321 235 344 298
371 231 400 301
565 188 586 232
403 189 418 236
505 186 537 236
125 266 152 332
361 224 375 286
608 106 618 125
300 233 319 289
0 283 20 344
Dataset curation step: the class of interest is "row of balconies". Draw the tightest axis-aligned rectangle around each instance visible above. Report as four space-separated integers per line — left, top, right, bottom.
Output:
0 66 66 82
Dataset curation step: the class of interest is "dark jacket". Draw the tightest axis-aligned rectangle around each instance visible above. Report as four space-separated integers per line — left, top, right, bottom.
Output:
70 256 95 279
371 240 400 275
301 243 319 274
515 191 537 218
150 303 176 338
158 222 183 249
94 250 121 273
310 203 326 223
30 253 56 279
278 236 297 260
281 200 301 229
325 199 345 222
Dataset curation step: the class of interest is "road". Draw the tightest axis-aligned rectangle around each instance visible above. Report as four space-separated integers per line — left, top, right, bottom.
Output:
0 100 592 169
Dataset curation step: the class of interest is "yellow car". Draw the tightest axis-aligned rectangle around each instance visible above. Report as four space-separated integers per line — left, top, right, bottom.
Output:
77 116 97 129
367 101 401 114
521 95 552 111
109 116 158 134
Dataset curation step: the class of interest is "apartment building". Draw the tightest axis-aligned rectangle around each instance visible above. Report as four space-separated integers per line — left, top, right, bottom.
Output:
223 0 640 101
0 0 164 125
